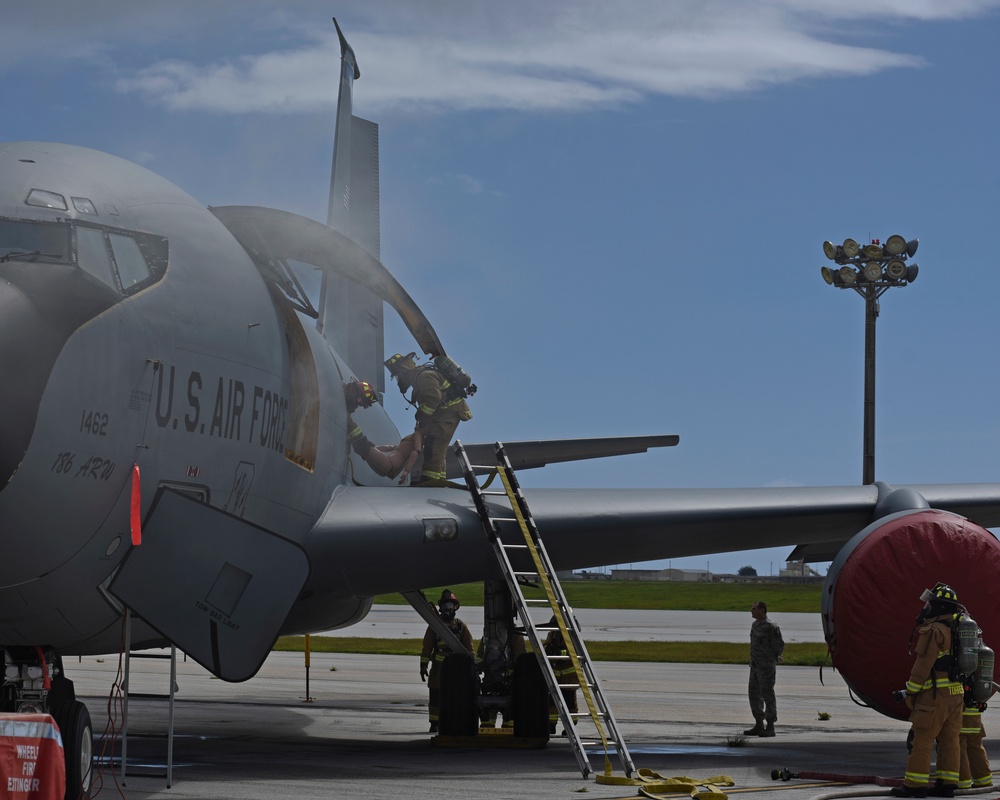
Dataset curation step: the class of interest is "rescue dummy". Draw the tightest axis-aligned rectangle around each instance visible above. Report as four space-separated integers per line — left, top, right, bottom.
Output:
892 583 967 798
343 379 421 484
419 590 474 733
384 352 473 486
369 431 422 485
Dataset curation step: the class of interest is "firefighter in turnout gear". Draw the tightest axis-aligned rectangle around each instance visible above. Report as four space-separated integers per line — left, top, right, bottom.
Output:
744 601 784 737
958 688 994 790
344 379 421 483
419 590 474 733
891 583 966 798
344 379 378 458
544 616 579 735
384 352 472 486
958 623 996 790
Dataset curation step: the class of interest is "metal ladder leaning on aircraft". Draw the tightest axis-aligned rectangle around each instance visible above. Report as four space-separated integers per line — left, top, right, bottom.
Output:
455 440 637 782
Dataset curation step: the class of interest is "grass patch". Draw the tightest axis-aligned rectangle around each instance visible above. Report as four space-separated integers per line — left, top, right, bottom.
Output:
277 636 829 666
375 581 822 613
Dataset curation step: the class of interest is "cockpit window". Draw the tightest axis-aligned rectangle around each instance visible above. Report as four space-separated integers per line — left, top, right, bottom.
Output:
25 189 68 211
0 218 71 263
109 233 150 289
75 224 168 295
75 226 116 288
71 197 98 215
0 217 167 296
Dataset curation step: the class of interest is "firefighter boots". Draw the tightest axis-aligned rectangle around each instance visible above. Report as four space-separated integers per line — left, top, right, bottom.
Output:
890 787 928 798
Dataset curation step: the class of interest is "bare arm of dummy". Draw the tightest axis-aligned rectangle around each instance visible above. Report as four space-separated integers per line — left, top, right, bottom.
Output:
397 430 423 484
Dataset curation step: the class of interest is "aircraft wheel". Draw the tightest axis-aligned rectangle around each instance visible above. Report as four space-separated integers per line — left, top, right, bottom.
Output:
512 653 550 740
438 653 479 736
53 699 93 800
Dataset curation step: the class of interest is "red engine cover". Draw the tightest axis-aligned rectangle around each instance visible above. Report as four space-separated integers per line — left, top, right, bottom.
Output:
823 509 1000 720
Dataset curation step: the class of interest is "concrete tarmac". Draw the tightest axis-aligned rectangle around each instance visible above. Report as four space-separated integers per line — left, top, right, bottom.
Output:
332 605 826 643
64 609 993 800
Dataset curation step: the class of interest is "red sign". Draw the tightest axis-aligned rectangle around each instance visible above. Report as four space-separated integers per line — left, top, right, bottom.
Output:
0 715 65 800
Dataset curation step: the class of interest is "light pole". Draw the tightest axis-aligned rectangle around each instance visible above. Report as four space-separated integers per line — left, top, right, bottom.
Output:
821 235 920 486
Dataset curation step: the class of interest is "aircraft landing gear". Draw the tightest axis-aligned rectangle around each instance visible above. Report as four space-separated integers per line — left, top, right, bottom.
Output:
2 647 94 799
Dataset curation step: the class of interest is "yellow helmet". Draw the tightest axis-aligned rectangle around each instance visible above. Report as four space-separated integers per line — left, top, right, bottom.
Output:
384 352 417 378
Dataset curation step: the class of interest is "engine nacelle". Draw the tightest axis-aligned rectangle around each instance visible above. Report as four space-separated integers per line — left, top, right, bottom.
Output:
822 506 1000 720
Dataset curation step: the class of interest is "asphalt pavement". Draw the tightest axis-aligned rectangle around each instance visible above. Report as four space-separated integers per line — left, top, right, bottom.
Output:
60 608 988 800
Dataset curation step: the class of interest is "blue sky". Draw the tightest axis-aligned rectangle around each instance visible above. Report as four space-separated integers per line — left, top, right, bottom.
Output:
5 1 1000 575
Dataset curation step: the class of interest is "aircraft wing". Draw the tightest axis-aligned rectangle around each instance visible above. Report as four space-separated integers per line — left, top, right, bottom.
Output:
446 435 679 477
303 481 1000 599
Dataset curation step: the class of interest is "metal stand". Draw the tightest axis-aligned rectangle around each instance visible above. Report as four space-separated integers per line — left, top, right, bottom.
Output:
121 609 176 787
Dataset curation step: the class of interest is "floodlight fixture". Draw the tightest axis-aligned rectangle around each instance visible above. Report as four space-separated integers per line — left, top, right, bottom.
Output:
886 259 907 280
885 234 907 256
863 261 883 281
817 233 922 487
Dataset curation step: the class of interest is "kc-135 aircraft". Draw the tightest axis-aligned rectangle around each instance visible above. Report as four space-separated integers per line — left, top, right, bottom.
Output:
3 18 1000 799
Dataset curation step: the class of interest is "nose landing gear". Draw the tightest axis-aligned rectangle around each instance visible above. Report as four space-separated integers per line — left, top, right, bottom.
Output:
2 647 94 799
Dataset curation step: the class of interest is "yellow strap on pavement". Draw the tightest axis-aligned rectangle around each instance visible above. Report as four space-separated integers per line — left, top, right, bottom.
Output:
599 770 734 798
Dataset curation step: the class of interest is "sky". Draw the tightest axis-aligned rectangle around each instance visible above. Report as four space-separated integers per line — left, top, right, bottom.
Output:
5 1 1000 576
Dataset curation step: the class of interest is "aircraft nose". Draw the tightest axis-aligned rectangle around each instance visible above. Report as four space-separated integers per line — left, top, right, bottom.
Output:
0 265 117 490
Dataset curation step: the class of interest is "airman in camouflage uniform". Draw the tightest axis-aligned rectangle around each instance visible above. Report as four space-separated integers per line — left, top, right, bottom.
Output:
744 600 783 737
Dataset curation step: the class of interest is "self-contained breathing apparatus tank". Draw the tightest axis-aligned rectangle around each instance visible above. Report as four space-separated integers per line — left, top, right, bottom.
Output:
955 615 981 679
433 355 477 398
971 643 995 704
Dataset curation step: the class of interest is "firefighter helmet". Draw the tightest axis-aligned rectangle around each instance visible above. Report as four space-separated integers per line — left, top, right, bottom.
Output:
438 589 459 620
933 583 958 604
349 379 378 408
384 352 417 377
920 582 959 605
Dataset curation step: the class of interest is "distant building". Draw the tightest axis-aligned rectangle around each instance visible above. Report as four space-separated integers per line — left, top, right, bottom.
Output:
573 561 823 584
570 569 612 581
609 567 710 582
778 559 823 583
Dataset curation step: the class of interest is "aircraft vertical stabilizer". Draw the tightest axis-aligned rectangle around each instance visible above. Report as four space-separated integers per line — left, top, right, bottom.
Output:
320 19 385 393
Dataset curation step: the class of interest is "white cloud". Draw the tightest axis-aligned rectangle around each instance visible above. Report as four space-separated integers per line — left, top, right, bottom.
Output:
7 0 1000 115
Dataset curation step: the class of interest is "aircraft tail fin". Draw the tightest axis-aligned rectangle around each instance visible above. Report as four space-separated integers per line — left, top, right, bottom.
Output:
319 19 385 393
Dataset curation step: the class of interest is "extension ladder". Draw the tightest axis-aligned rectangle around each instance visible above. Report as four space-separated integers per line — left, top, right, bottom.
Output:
454 440 636 780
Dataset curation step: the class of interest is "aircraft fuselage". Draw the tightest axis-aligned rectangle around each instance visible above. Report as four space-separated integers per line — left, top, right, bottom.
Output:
0 141 395 654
